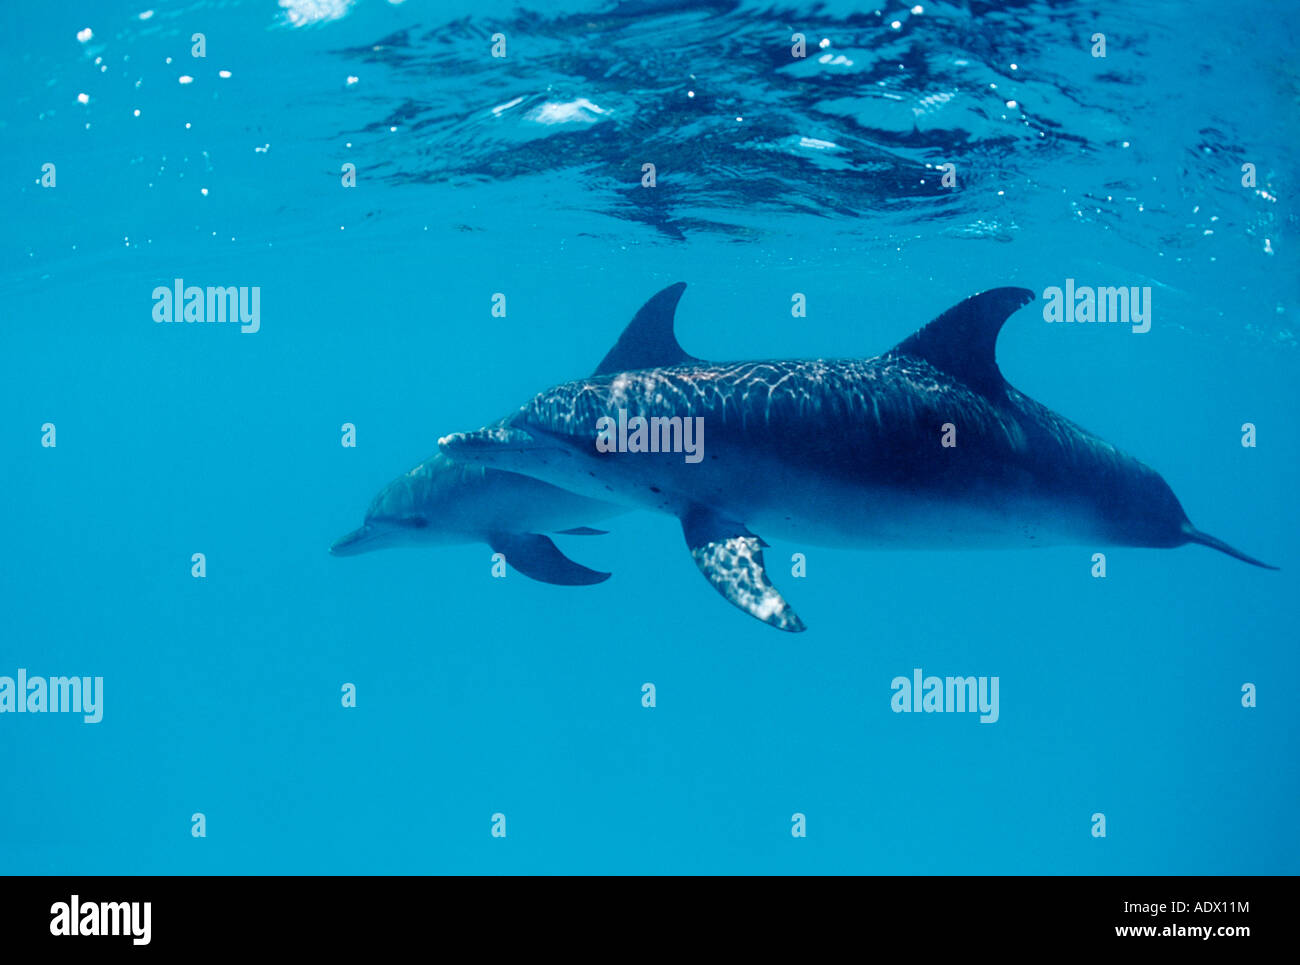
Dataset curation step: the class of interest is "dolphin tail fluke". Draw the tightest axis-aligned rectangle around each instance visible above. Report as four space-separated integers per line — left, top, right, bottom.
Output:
682 507 806 632
488 532 611 586
1182 525 1279 570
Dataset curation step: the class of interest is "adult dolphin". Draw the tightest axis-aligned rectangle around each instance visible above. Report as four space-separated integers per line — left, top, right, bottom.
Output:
440 283 1276 631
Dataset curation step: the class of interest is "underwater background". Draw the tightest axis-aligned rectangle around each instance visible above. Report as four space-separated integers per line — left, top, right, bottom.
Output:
1 0 1296 874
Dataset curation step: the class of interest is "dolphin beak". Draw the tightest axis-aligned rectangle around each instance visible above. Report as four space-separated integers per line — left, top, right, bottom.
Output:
330 525 375 557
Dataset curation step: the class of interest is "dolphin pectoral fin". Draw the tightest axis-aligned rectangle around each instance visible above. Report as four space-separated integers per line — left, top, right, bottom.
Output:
556 527 608 536
681 509 806 633
488 532 611 586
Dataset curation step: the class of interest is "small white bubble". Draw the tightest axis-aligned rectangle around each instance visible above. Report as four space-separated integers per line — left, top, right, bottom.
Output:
139 10 155 20
77 92 89 104
218 69 232 79
133 108 141 116
1006 99 1017 108
77 28 93 43
1010 63 1018 70
389 125 397 132
819 38 830 49
201 187 208 196
179 75 194 84
687 90 695 98
185 122 191 129
890 20 902 29
912 4 923 12
346 75 359 86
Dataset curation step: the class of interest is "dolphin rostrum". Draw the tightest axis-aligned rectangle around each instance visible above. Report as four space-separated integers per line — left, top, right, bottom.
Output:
439 283 1277 631
331 451 624 585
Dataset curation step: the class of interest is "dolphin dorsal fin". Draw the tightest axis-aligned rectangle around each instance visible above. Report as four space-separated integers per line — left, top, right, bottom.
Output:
592 282 698 376
885 287 1035 395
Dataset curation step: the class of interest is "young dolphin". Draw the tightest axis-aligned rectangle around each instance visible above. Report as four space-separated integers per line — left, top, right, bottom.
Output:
330 451 624 584
440 283 1277 631
331 286 705 583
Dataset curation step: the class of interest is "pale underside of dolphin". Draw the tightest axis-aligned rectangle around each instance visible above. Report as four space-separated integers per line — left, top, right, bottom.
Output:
440 282 1277 632
331 451 625 585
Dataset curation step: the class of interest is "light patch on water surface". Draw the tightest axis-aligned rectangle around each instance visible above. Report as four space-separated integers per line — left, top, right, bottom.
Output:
527 98 608 125
491 96 524 116
279 0 353 28
914 90 957 121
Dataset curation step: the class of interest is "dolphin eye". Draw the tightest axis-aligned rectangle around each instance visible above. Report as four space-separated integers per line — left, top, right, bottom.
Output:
404 516 430 529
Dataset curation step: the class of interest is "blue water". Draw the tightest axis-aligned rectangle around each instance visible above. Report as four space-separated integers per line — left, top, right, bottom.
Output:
2 0 1296 874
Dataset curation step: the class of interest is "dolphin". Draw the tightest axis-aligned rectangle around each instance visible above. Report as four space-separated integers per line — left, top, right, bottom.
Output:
330 451 624 585
439 283 1277 631
330 286 721 583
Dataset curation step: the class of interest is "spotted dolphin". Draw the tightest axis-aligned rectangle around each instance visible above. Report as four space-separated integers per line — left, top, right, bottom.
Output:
330 451 624 584
439 283 1276 631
